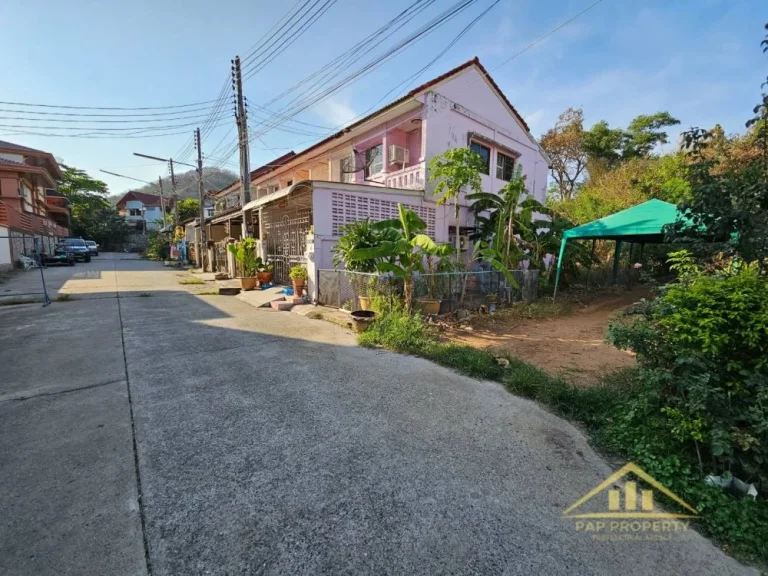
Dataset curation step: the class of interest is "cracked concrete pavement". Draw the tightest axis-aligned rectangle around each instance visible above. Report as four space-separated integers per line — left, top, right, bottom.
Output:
0 254 757 575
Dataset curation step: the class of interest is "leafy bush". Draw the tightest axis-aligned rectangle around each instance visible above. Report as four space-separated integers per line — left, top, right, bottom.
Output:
145 231 170 260
608 260 768 483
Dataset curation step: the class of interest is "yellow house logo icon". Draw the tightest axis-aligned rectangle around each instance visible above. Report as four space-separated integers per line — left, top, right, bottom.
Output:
564 463 698 539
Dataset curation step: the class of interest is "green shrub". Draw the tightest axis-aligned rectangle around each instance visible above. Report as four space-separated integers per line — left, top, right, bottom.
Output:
608 262 768 484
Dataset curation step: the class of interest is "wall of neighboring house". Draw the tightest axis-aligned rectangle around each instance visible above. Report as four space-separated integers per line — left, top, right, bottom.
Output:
144 206 164 230
0 225 11 270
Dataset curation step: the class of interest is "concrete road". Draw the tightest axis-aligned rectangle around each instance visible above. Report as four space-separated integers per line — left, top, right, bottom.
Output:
0 254 756 575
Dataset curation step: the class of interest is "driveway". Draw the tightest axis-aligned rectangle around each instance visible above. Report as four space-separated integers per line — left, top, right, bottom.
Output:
0 254 755 575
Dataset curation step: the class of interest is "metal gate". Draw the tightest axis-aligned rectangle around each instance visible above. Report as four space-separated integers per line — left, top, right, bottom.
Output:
263 209 311 285
214 240 228 274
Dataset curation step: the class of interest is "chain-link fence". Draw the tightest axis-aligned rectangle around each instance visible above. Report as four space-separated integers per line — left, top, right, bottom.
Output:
317 269 538 313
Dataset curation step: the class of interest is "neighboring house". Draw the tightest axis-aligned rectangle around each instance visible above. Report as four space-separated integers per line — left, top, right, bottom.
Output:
0 140 69 270
116 191 174 232
199 58 550 296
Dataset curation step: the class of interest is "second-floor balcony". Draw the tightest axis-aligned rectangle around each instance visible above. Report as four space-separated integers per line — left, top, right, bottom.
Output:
368 161 425 191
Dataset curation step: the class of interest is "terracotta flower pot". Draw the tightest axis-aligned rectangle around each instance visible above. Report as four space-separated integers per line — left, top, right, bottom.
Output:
259 271 273 284
351 310 375 333
240 277 257 291
292 278 306 294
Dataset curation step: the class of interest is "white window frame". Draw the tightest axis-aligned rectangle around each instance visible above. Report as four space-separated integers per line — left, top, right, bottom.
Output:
496 151 515 181
364 144 383 178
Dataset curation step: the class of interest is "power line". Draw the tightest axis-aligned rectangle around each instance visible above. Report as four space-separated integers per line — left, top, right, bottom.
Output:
241 0 317 70
241 0 339 79
247 0 477 144
219 0 602 177
0 99 220 111
0 105 223 118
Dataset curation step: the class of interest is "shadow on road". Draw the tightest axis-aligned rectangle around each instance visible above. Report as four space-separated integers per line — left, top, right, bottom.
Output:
0 274 755 575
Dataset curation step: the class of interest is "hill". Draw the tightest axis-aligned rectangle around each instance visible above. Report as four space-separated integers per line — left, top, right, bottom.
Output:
108 167 237 204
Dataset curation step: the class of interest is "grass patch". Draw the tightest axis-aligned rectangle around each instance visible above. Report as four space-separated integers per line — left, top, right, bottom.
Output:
359 309 768 567
196 290 219 295
0 297 41 306
138 292 152 297
178 277 205 285
55 293 75 302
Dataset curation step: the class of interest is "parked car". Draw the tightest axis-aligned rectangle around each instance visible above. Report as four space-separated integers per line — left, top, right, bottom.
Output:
41 246 75 267
58 238 91 262
85 240 99 256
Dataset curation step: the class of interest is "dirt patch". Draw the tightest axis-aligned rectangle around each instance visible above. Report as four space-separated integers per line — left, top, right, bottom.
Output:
444 288 651 387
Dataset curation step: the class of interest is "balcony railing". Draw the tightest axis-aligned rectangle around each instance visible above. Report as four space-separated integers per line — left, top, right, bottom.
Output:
369 162 425 190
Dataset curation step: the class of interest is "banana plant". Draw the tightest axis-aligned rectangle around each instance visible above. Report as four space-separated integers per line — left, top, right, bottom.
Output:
467 165 546 270
350 204 438 311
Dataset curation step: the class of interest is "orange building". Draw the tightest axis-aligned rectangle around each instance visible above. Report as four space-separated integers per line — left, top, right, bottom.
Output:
0 140 69 269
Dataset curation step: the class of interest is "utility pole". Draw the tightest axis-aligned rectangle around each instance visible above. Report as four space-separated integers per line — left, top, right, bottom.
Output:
195 128 206 270
232 55 251 236
168 159 178 226
157 176 167 225
132 152 195 227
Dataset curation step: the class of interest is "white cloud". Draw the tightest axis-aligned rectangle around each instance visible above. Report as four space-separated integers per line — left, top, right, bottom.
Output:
314 98 358 128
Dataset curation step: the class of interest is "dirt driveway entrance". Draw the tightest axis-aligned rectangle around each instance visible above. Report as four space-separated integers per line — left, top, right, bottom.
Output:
446 289 649 386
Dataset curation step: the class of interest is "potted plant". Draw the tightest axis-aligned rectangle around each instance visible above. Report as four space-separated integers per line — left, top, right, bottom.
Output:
357 276 378 311
256 258 274 285
289 265 308 294
227 238 258 291
416 243 454 315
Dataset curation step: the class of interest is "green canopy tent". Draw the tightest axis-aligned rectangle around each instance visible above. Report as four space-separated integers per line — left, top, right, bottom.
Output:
552 199 689 300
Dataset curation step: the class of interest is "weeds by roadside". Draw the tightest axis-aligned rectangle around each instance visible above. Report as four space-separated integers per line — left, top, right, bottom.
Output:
359 309 768 567
178 278 205 285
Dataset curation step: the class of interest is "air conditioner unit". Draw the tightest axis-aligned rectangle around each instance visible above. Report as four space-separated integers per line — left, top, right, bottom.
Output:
459 235 471 251
388 145 409 165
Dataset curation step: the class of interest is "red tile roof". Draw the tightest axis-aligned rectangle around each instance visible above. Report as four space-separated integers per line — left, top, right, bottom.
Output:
213 151 298 197
116 190 175 208
251 58 530 176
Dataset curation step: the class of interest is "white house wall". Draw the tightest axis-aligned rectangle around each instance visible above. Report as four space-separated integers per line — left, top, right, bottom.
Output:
0 225 11 270
311 183 443 275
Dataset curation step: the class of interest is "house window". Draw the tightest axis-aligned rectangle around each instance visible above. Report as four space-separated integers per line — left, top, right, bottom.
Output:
470 141 490 175
364 144 383 178
339 155 354 183
496 151 515 181
129 208 142 216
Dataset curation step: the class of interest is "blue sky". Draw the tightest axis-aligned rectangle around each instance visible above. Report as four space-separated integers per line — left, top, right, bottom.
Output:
0 0 763 194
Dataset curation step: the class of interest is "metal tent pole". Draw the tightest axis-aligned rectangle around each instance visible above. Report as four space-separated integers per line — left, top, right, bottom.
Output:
611 241 623 285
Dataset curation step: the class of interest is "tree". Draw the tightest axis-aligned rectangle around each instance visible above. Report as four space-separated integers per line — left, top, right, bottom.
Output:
540 107 588 201
57 165 131 249
624 112 681 158
428 148 484 252
175 198 200 222
669 26 768 270
582 112 680 175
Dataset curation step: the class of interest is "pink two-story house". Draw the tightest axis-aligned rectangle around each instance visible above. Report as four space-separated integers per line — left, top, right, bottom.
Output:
210 57 550 297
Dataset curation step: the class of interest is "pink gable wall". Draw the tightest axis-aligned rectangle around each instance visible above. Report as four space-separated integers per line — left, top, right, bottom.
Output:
423 66 548 203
